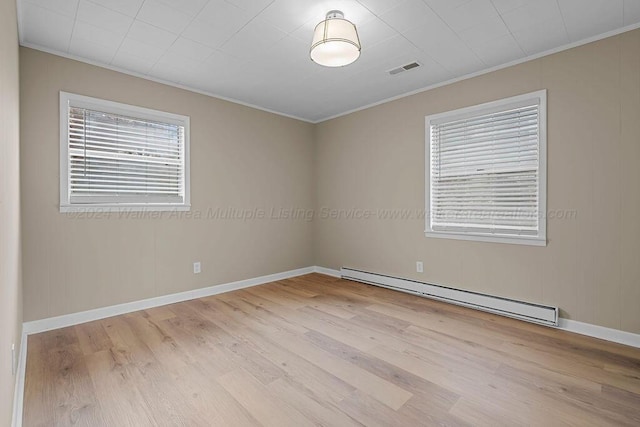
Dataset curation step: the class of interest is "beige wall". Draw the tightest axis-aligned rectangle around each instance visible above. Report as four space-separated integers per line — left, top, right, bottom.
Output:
0 0 22 424
315 29 640 334
20 29 640 337
20 47 315 322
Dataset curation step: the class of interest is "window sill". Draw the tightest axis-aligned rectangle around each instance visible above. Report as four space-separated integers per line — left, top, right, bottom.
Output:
60 204 191 213
425 231 546 247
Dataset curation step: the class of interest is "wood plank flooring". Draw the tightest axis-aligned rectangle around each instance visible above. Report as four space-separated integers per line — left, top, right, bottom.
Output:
23 273 640 426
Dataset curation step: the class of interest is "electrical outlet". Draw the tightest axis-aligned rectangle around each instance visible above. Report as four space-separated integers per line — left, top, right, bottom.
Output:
193 261 201 274
416 261 424 273
11 344 16 375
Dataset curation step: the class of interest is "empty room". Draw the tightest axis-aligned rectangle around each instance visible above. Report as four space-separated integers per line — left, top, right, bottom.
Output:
2 0 640 425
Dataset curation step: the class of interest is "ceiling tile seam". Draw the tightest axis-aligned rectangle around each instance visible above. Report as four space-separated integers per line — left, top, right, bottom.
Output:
16 4 640 123
124 4 203 76
136 8 189 36
353 0 448 71
19 41 314 123
133 9 181 74
360 2 450 74
224 0 275 16
316 20 640 123
144 0 216 75
179 40 238 68
243 2 317 46
217 2 281 51
196 46 242 77
353 0 412 52
353 1 382 20
85 0 138 16
489 0 526 57
354 0 396 16
15 2 74 48
289 17 325 44
144 1 291 88
14 19 640 125
418 0 489 68
554 0 571 42
66 1 81 53
108 0 147 69
20 0 76 18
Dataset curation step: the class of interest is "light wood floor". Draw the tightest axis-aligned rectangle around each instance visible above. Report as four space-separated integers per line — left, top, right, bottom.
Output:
23 273 640 426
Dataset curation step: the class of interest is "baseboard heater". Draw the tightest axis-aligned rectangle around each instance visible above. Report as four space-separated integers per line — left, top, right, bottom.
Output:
341 267 558 327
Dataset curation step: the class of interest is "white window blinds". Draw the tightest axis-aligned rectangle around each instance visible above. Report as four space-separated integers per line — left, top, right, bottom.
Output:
60 92 190 211
426 91 546 245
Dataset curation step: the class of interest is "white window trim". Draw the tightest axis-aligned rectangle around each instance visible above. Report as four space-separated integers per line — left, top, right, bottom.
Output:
425 90 547 246
59 91 191 213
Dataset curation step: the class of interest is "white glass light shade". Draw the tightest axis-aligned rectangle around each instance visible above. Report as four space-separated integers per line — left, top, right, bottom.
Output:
310 11 361 67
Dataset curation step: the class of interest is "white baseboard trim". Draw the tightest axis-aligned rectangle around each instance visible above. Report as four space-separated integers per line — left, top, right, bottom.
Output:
11 327 27 427
557 318 640 348
22 266 315 335
313 266 341 278
13 265 640 427
13 265 321 427
334 267 640 349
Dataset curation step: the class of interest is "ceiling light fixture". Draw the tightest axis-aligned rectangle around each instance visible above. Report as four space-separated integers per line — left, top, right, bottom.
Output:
310 10 361 67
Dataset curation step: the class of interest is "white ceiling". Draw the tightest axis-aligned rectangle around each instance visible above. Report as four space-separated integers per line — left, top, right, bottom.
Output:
17 0 640 122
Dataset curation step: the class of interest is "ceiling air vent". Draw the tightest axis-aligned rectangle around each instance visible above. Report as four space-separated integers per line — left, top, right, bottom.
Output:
388 61 421 75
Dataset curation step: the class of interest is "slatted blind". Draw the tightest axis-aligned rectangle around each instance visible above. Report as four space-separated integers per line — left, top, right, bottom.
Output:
66 106 186 205
428 98 542 239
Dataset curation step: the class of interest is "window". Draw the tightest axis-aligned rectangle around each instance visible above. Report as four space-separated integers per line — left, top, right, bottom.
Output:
426 90 546 246
60 92 190 212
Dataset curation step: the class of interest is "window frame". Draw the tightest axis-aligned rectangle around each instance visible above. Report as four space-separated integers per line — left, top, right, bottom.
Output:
425 90 547 246
59 91 191 213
